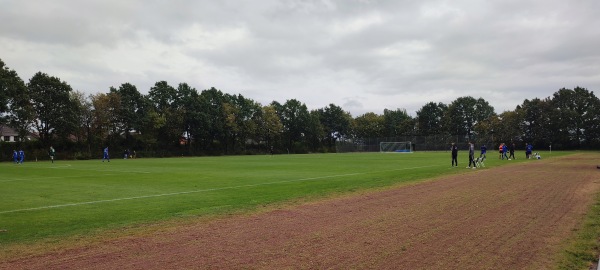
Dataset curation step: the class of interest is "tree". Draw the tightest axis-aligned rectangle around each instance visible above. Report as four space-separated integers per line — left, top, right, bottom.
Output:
274 99 311 153
476 110 523 147
148 81 182 148
176 83 202 151
416 102 447 135
259 105 283 153
317 104 352 150
518 98 554 148
28 72 79 146
198 87 228 152
445 96 495 139
383 108 414 137
109 83 145 144
550 87 600 148
352 112 385 139
0 59 32 140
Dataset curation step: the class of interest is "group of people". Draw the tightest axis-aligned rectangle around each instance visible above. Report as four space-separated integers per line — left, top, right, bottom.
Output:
451 141 485 169
11 146 56 164
498 143 516 160
12 149 25 164
101 147 135 162
451 142 535 168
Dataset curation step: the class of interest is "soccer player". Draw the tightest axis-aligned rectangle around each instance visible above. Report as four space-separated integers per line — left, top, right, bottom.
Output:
18 149 24 164
498 144 503 159
49 146 56 163
102 147 110 162
502 143 509 160
467 142 476 169
12 150 18 164
480 144 487 159
451 143 458 167
526 143 533 159
508 143 516 160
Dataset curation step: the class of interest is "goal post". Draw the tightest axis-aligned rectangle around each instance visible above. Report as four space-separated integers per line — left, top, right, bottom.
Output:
380 141 413 153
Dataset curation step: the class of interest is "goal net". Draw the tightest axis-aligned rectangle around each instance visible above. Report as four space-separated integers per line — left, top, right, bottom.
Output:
380 141 413 153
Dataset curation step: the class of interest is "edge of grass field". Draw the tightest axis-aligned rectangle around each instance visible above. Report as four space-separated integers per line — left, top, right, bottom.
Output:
556 189 600 270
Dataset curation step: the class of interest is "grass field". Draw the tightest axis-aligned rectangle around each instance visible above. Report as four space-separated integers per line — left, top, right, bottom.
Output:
0 150 576 250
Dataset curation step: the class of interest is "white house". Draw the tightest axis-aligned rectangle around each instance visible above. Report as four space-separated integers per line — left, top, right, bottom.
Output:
0 125 21 142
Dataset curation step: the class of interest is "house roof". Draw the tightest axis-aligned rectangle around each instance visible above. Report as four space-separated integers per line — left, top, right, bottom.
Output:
0 125 18 136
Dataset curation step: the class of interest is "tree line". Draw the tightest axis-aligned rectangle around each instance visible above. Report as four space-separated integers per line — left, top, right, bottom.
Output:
1 58 599 160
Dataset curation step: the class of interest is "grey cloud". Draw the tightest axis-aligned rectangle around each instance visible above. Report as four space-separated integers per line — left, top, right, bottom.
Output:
1 0 599 116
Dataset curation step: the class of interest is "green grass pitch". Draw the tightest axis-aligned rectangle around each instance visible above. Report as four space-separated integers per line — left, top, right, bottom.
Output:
0 151 568 247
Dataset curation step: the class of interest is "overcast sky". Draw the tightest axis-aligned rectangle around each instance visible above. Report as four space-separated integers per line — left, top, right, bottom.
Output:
2 0 599 116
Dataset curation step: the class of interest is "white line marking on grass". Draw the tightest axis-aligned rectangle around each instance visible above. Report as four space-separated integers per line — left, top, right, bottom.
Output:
0 165 439 214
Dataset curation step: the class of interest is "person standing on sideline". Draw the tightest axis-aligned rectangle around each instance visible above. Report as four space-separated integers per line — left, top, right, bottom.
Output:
480 144 487 159
12 150 18 164
49 146 56 163
526 143 533 159
451 143 458 167
498 144 503 159
18 149 24 164
102 147 110 162
508 143 516 160
467 142 476 169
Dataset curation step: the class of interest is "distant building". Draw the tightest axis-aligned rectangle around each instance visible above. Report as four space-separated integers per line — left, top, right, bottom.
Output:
0 125 35 142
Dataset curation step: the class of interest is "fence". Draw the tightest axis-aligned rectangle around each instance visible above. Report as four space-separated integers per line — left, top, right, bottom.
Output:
336 134 503 153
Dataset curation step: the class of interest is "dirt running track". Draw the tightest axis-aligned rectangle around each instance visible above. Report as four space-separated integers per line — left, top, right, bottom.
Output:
2 154 600 269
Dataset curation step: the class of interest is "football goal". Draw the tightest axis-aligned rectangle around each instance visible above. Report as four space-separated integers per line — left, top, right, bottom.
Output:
380 141 413 153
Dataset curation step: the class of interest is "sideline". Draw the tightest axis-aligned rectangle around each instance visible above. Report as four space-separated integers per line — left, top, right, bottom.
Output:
0 165 439 214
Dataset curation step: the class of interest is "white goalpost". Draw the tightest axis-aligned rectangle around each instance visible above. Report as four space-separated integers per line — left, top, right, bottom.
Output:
379 141 413 153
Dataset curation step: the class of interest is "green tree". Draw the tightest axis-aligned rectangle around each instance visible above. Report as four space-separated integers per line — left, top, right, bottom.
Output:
383 108 414 137
317 104 352 150
550 87 600 148
109 83 145 144
259 105 283 153
416 102 447 135
0 59 33 140
352 112 385 139
91 92 122 147
517 98 554 148
274 99 311 153
198 87 228 152
445 96 495 139
148 81 182 148
28 72 79 146
176 83 202 152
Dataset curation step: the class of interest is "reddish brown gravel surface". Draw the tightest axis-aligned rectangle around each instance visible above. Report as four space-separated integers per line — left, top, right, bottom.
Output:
2 154 600 269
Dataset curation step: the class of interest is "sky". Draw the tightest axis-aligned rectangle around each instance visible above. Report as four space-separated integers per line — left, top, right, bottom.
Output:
1 0 600 117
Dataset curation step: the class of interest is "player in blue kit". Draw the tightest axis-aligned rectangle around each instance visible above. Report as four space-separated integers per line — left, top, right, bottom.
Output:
18 149 24 164
13 150 18 164
479 144 487 159
525 143 533 159
102 147 110 162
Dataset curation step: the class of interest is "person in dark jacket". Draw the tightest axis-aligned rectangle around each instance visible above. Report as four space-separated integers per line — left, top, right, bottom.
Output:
451 143 458 167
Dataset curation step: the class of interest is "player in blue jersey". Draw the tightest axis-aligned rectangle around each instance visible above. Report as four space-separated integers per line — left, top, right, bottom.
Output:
102 147 110 162
525 143 533 159
479 144 487 159
13 150 18 164
18 149 24 164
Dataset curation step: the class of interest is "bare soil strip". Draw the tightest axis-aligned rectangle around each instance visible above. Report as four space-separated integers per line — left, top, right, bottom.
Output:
2 154 600 270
